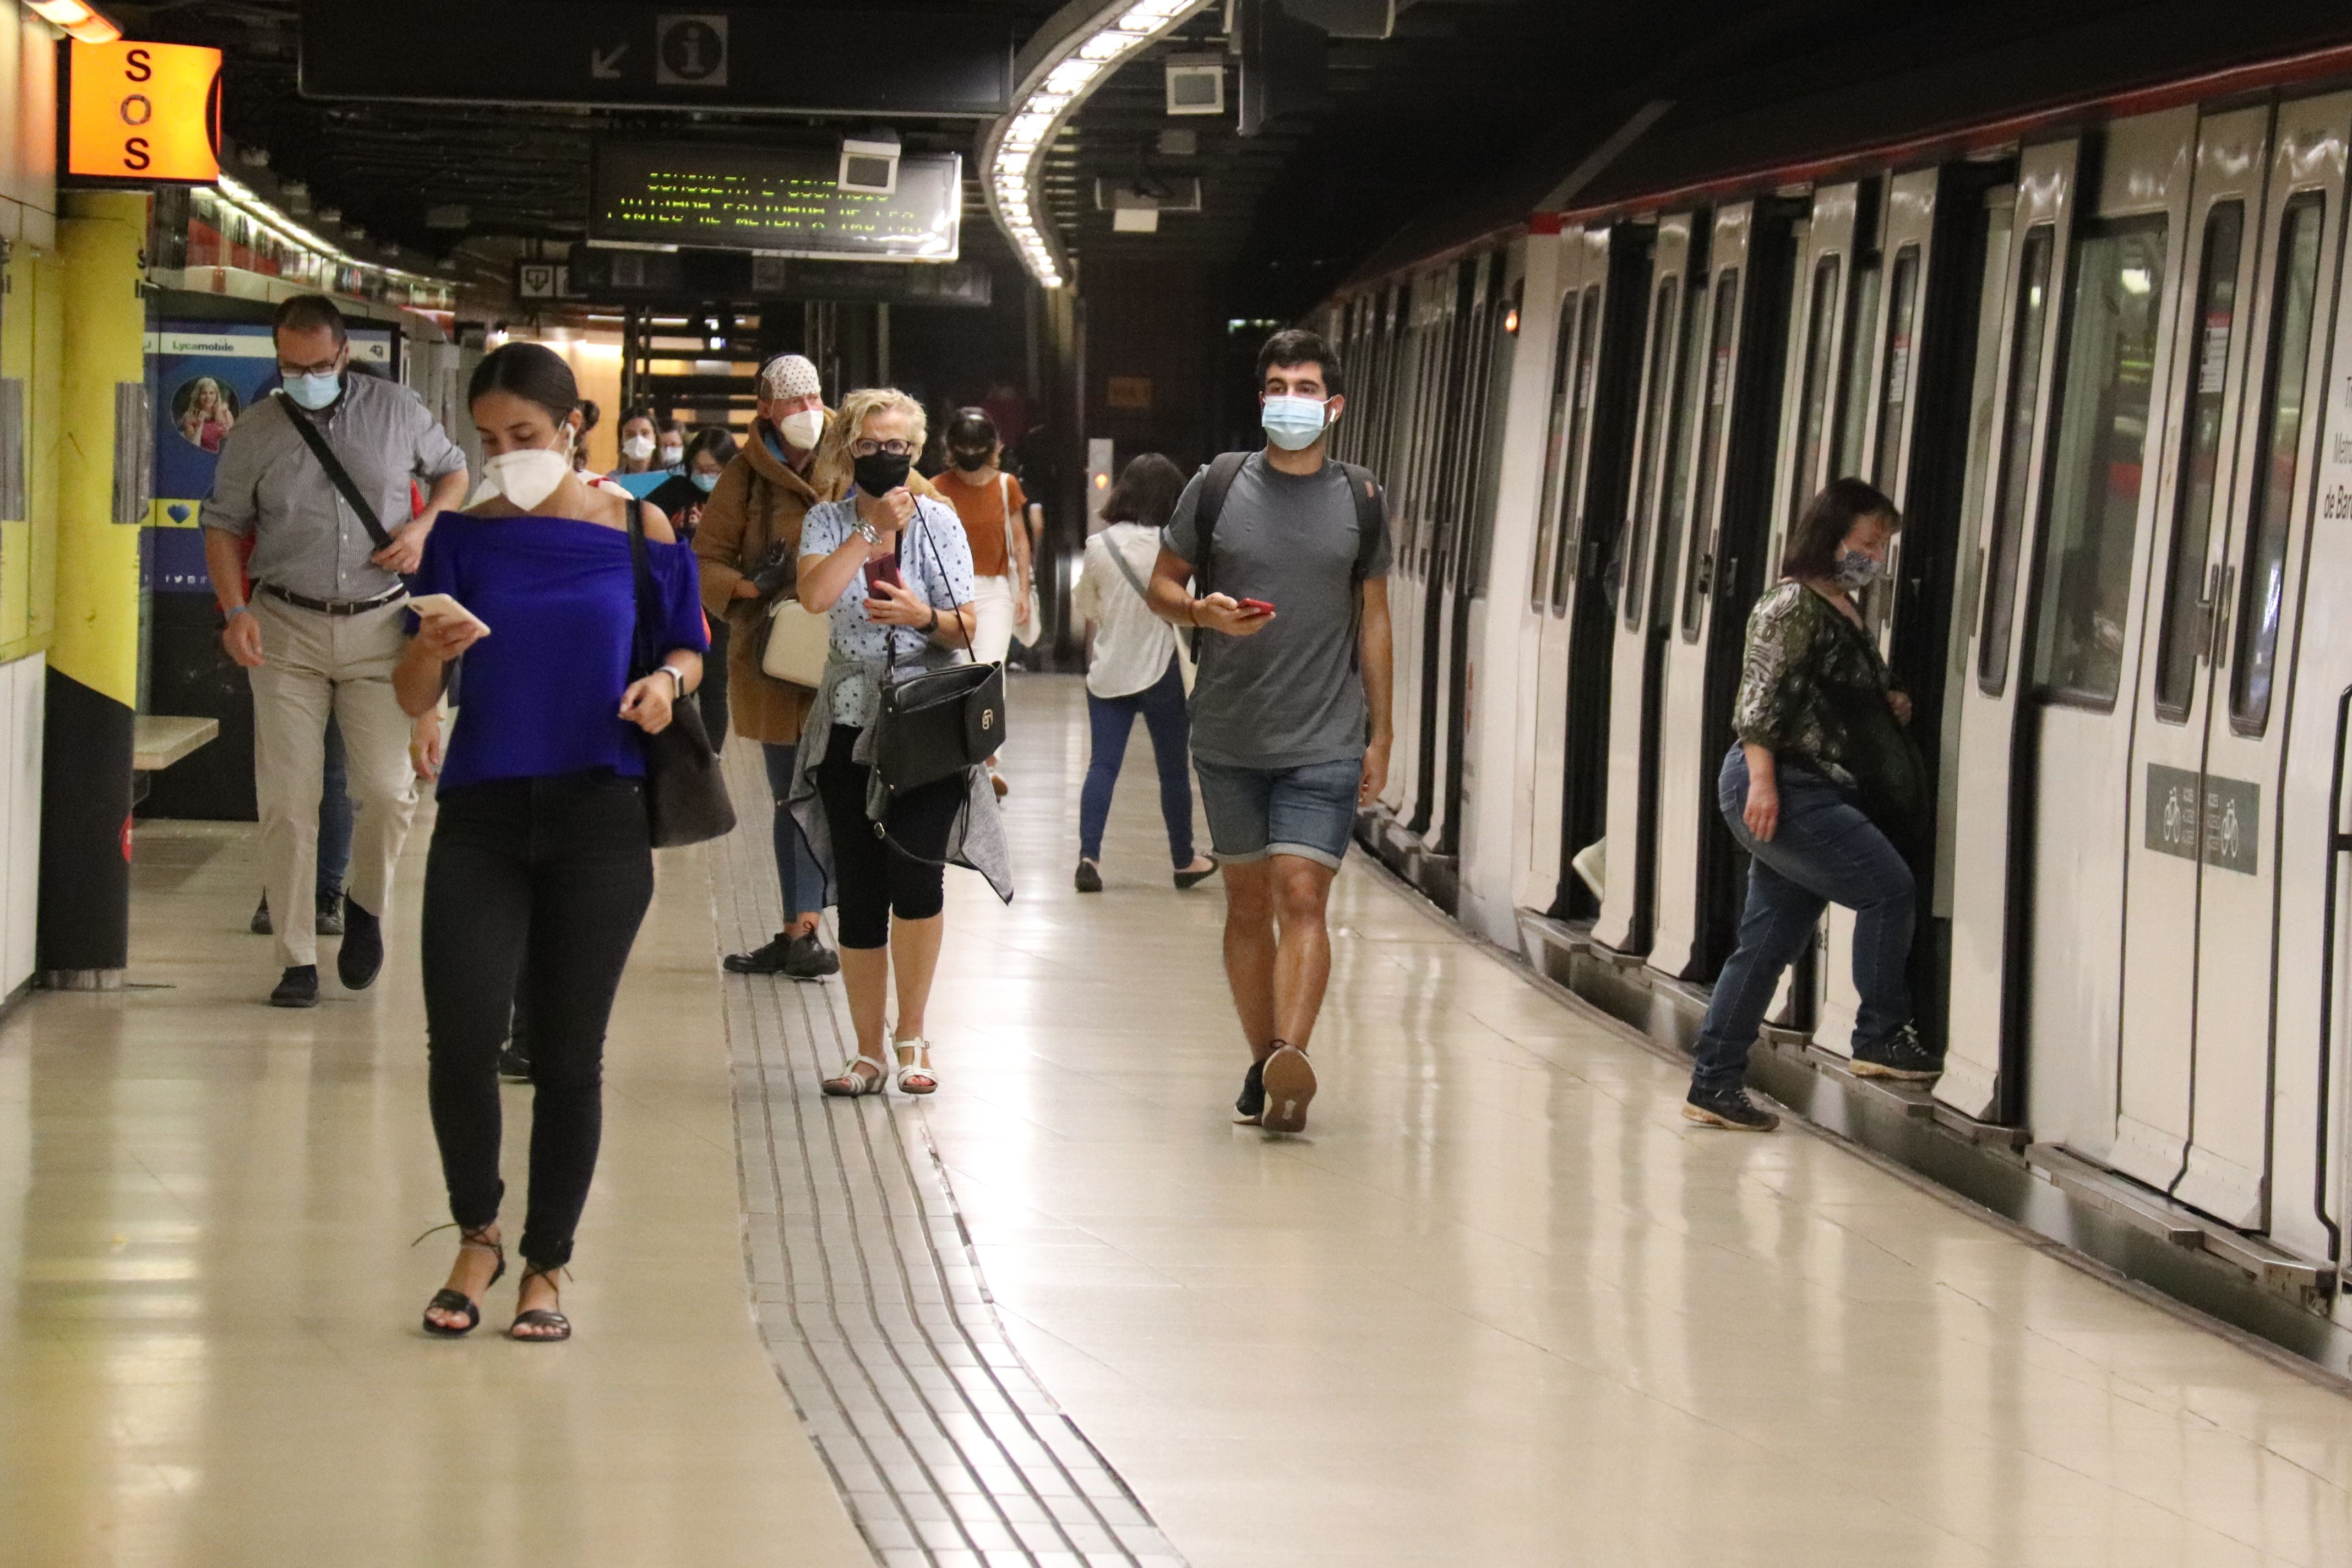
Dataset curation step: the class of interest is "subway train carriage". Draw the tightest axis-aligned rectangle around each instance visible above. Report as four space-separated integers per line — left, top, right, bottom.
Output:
1325 22 2352 1331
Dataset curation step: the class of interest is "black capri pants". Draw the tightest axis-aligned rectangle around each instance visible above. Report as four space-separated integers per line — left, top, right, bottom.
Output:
814 723 964 949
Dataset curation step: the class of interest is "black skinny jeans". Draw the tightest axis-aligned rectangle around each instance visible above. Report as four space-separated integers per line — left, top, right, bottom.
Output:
422 769 655 1268
814 724 964 949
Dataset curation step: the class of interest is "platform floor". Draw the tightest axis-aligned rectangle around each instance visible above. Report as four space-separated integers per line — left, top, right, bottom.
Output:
7 673 2352 1566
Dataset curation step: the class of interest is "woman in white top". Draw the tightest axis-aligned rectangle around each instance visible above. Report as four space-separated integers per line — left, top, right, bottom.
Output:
1071 453 1219 894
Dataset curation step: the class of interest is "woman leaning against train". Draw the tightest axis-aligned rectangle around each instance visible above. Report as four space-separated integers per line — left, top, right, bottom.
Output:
398 342 707 1340
786 388 1012 1099
1682 477 1937 1133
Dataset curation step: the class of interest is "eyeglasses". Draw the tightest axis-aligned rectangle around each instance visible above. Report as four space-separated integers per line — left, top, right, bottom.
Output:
851 438 914 458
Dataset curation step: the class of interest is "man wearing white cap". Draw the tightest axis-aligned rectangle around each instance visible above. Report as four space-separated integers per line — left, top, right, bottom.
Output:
695 354 844 978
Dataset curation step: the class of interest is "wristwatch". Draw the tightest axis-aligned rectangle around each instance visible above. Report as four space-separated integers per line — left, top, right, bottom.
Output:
658 665 686 696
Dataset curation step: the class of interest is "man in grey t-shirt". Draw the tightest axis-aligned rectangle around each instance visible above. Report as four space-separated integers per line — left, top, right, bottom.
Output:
1150 328 1394 1136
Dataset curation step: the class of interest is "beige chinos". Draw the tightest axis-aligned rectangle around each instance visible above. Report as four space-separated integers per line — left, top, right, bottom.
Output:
248 594 417 970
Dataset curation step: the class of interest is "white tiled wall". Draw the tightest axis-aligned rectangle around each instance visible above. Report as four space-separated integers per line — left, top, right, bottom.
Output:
0 651 41 996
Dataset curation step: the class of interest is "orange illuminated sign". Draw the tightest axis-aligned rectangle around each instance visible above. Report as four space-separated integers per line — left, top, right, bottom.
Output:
66 40 222 184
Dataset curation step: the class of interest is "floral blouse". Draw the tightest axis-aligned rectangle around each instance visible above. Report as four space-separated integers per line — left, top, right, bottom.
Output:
1731 580 1897 789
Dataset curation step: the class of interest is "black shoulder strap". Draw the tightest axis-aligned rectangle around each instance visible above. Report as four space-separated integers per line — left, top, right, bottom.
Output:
1191 450 1251 595
1339 461 1385 582
273 389 393 551
624 498 658 676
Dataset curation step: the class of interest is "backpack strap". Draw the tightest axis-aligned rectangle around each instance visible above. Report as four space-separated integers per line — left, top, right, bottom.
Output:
1185 450 1251 663
1338 461 1386 669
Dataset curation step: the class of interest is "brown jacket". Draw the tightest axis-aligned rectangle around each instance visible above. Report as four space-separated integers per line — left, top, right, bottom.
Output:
694 424 940 745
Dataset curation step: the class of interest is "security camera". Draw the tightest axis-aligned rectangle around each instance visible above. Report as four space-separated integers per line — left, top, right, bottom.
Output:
839 131 901 196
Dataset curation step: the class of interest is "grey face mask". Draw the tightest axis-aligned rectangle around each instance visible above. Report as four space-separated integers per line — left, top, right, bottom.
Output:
1831 548 1882 592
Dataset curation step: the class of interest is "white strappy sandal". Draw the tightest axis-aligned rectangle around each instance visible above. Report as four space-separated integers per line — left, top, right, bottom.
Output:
893 1038 938 1096
821 1053 888 1097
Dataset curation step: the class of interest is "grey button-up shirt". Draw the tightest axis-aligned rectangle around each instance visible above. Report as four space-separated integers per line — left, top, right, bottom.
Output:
200 372 468 603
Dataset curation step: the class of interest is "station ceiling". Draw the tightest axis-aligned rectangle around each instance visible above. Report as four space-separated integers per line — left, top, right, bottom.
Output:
117 0 2341 320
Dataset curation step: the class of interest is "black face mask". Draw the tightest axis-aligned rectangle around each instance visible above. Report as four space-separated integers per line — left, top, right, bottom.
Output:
950 449 990 472
853 451 913 496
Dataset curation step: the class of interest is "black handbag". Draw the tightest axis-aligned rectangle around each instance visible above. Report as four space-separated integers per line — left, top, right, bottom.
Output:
870 510 1006 796
626 501 738 848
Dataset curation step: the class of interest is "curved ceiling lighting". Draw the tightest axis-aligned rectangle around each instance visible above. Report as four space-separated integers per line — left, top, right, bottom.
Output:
984 0 1212 290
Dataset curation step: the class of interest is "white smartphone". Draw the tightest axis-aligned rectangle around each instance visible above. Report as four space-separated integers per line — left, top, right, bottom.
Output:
406 593 491 637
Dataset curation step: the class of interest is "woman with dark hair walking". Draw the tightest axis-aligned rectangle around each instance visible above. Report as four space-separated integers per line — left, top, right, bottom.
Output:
1071 453 1217 893
1682 477 1935 1133
398 341 707 1339
933 406 1036 796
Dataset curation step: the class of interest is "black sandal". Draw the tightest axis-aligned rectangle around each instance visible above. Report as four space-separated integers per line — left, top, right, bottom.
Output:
418 1224 505 1337
509 1262 572 1342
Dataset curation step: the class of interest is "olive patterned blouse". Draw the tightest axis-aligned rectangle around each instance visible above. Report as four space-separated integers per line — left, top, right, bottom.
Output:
1730 580 1897 790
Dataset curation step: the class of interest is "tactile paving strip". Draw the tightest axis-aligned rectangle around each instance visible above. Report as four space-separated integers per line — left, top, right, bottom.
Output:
707 746 1188 1568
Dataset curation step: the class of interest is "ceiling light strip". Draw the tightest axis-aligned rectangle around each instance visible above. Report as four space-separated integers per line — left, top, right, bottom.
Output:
983 0 1210 288
214 172 447 289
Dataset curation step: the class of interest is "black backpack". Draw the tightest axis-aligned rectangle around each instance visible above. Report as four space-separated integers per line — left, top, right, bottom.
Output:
1185 450 1387 664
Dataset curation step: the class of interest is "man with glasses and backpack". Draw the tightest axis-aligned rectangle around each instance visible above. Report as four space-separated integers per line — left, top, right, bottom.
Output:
1147 329 1394 1135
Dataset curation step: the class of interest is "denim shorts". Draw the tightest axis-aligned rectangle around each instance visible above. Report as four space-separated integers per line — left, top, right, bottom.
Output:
1193 754 1362 869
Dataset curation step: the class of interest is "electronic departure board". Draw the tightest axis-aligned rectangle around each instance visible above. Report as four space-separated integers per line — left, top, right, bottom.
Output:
590 141 961 262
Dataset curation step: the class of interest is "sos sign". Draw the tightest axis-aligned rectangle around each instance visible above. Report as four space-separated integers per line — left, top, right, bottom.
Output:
64 40 222 185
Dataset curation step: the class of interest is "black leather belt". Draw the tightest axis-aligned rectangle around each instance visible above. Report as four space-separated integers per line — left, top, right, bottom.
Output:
259 581 407 617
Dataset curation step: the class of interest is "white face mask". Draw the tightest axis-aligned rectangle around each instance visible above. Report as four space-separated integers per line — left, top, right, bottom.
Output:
778 408 825 451
621 433 655 462
658 442 684 465
484 433 571 511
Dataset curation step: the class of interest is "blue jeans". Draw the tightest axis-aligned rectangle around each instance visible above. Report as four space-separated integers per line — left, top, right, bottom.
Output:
1080 657 1196 866
1193 753 1362 870
316 713 352 907
1690 747 1915 1092
760 742 824 922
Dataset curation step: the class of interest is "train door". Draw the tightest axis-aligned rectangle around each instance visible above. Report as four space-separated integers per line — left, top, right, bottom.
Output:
2019 109 2194 1153
1433 251 1508 861
1649 202 1795 982
1592 213 1704 954
1517 230 1593 911
1940 139 2082 1121
2120 97 2345 1226
1813 165 1996 1058
1405 269 1464 837
1552 226 1652 922
1383 275 1440 822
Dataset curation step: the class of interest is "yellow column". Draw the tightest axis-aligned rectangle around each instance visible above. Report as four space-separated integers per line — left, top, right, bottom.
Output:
37 189 148 980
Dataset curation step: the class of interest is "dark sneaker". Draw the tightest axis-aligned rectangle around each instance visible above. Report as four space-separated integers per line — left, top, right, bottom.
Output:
1260 1043 1316 1134
269 965 319 1009
724 933 792 974
1852 1023 1941 1081
1233 1058 1266 1124
1074 859 1103 894
782 932 840 981
498 1044 532 1084
1682 1083 1779 1131
251 895 273 936
336 896 384 991
314 898 346 938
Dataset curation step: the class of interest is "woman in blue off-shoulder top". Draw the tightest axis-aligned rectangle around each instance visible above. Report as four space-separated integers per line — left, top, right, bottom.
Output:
394 343 707 1343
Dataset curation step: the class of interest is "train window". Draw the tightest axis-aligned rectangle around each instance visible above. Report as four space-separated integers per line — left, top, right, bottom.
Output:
1529 290 1583 611
2230 192 2326 736
2153 202 2246 723
1649 275 1713 630
1978 225 2056 693
1835 258 1883 478
1681 270 1741 640
1873 247 1921 493
1622 277 1683 628
2028 213 2169 710
1790 255 1841 522
1550 288 1602 616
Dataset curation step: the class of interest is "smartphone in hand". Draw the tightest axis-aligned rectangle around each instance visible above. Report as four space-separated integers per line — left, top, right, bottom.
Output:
407 593 491 637
1238 598 1276 617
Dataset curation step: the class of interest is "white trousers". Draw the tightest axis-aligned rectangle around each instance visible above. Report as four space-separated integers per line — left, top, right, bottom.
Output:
970 574 1018 668
247 593 419 968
